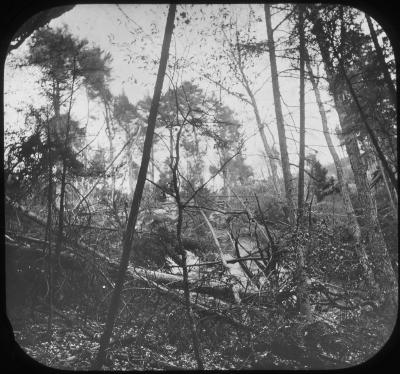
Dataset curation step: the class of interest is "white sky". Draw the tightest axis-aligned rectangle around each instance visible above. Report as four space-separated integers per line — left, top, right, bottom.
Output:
5 4 386 191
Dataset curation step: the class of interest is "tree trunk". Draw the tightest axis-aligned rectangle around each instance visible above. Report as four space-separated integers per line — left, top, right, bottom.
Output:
55 62 77 266
249 91 281 198
345 134 396 293
128 148 136 197
264 4 296 224
45 123 53 338
305 56 378 293
233 33 281 198
92 5 176 369
296 5 311 321
150 144 155 182
297 5 306 222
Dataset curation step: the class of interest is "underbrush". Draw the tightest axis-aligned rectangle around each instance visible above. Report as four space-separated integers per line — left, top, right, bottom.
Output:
7 274 396 370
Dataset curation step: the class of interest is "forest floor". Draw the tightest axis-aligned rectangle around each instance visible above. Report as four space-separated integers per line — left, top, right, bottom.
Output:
9 296 396 371
6 199 397 370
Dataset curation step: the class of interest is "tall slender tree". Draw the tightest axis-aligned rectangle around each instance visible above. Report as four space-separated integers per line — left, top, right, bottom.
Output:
92 4 176 369
297 5 306 221
296 4 311 320
264 4 296 224
306 52 378 293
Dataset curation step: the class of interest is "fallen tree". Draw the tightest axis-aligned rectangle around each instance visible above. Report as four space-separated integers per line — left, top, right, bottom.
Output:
7 197 366 314
5 197 264 303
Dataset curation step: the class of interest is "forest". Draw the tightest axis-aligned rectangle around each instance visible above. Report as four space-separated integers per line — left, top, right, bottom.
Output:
4 3 398 370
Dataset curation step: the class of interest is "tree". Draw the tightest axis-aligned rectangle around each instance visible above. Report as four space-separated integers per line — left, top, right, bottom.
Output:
320 7 397 192
264 4 311 321
297 4 306 221
264 4 296 225
296 4 311 321
27 25 113 270
92 4 177 369
306 5 396 303
306 55 378 292
199 10 281 197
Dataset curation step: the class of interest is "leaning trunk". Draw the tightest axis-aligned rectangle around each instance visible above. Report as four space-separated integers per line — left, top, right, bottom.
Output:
92 5 176 369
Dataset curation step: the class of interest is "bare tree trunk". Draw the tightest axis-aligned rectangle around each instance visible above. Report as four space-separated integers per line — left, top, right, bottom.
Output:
52 64 76 307
92 5 176 369
297 5 306 222
264 4 296 224
55 62 77 266
306 57 378 293
296 5 311 321
45 123 53 338
365 15 396 107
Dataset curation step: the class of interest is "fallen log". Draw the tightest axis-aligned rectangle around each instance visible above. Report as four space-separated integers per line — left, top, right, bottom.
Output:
6 197 267 305
6 199 264 335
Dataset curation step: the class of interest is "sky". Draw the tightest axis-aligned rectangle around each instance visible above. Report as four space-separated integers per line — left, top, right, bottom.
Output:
5 4 388 191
